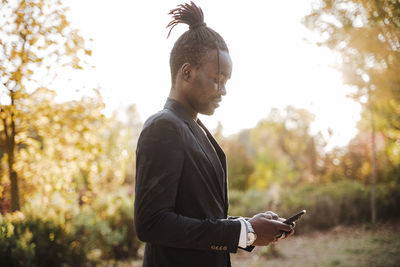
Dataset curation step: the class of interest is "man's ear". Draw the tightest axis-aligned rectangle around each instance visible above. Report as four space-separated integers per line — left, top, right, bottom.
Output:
181 63 192 82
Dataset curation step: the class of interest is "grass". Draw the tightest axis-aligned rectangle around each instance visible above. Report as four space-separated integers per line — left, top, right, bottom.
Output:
109 221 400 267
231 221 400 267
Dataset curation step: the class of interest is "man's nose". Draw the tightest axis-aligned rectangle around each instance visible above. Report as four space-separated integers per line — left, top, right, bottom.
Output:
219 84 226 96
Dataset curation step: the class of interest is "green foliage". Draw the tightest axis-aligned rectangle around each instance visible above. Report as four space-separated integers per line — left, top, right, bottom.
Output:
0 0 91 211
229 189 274 217
303 0 400 184
72 187 139 261
280 181 371 230
0 1 399 264
222 134 254 191
11 88 109 207
0 82 142 263
0 212 85 267
0 186 140 266
230 180 400 233
222 107 325 191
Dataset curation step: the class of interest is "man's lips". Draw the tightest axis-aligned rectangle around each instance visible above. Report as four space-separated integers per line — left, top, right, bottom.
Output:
212 98 222 104
211 98 221 107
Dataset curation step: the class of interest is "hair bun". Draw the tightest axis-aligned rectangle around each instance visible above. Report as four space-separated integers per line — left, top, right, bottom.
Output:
167 1 205 38
189 22 206 30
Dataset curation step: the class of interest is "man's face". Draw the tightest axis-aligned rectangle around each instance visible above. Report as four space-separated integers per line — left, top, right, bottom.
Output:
186 49 232 116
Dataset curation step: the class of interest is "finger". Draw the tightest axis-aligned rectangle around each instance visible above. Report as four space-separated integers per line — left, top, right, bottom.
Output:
275 231 284 240
265 211 279 220
280 219 295 227
264 214 273 220
265 211 278 218
254 213 271 219
273 220 293 232
257 213 273 220
272 232 285 243
277 232 286 239
284 229 295 239
282 229 294 239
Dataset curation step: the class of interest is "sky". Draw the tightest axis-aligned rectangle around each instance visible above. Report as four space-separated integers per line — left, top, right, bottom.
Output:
57 0 361 150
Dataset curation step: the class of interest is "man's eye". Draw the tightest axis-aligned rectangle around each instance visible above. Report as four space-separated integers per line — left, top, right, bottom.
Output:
214 79 225 84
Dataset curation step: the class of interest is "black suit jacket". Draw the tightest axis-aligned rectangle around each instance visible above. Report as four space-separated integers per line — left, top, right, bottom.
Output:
134 98 244 267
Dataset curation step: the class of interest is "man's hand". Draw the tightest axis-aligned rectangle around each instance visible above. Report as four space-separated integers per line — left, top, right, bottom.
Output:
265 211 296 241
248 212 294 246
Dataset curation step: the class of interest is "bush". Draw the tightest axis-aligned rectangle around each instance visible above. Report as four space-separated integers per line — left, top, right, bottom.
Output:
229 180 400 233
0 212 85 267
72 187 140 262
0 186 140 266
229 189 273 217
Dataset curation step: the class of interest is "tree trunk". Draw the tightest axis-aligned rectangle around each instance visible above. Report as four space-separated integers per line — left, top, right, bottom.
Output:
370 106 377 224
8 150 20 211
4 91 21 212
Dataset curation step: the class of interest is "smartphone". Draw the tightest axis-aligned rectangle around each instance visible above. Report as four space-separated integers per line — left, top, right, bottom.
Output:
276 210 306 240
283 210 306 225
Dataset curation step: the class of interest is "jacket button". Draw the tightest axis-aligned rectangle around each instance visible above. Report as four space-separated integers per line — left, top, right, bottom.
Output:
211 245 216 250
223 246 227 251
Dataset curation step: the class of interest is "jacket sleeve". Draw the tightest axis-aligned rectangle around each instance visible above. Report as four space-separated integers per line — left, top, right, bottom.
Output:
134 117 241 253
227 216 255 252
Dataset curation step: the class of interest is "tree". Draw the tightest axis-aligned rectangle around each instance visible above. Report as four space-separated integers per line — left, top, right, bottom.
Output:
102 105 142 189
0 0 90 211
220 132 254 191
320 129 387 184
227 107 326 190
303 0 400 223
13 88 107 208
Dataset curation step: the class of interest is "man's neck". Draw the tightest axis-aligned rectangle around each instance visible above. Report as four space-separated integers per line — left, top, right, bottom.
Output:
168 93 198 120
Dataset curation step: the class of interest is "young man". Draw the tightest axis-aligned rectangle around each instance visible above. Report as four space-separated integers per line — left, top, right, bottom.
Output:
134 2 294 266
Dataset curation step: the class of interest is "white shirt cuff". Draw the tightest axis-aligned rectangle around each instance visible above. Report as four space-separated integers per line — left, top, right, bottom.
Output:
238 218 248 248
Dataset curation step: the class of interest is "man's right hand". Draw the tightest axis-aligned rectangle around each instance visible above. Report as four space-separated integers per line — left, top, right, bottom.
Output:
248 213 293 246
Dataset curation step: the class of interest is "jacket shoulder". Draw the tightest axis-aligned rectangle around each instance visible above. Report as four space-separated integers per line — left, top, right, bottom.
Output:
145 108 182 126
141 109 185 136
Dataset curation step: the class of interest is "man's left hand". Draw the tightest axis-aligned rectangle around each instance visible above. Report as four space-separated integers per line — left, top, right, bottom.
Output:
264 211 296 243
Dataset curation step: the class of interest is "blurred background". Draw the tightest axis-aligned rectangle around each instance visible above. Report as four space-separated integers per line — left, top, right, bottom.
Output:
0 0 399 266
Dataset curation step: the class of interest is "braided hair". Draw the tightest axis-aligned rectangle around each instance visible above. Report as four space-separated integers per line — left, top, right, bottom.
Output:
167 1 229 87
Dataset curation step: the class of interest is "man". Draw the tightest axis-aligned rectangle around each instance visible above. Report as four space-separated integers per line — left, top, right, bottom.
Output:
134 2 294 266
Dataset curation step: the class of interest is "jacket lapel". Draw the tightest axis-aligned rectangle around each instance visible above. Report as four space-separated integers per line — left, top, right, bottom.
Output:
164 98 227 209
196 119 227 175
197 119 228 208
